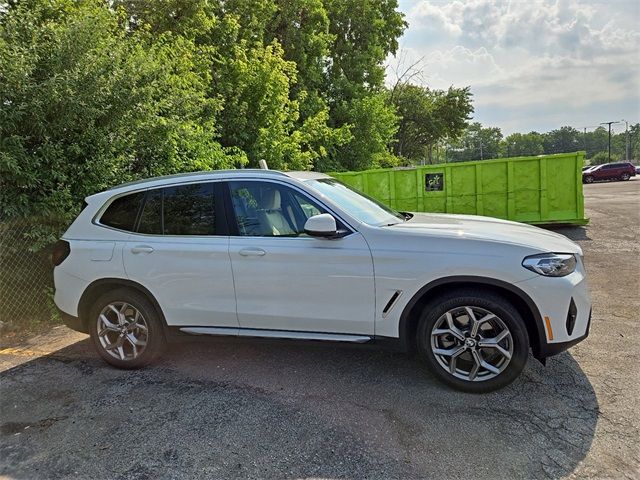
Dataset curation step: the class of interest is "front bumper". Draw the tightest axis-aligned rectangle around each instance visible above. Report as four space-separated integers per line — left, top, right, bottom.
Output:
536 308 591 358
517 258 592 359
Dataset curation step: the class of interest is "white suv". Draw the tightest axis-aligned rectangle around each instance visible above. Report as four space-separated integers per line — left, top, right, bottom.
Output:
53 170 592 392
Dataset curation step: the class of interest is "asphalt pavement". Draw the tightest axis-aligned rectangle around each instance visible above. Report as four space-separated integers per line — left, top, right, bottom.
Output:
1 178 638 479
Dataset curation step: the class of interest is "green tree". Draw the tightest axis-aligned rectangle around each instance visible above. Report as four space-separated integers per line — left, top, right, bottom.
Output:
266 0 333 118
583 127 609 159
0 0 240 239
115 0 354 170
324 0 406 169
325 0 406 102
335 93 399 171
448 123 503 162
626 123 640 160
589 152 610 165
542 126 581 154
501 132 544 157
391 84 473 163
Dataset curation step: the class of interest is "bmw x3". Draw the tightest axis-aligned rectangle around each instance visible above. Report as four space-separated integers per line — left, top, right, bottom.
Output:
53 170 592 392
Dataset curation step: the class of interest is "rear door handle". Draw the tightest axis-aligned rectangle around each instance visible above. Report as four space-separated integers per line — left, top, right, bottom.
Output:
131 245 154 254
238 248 266 257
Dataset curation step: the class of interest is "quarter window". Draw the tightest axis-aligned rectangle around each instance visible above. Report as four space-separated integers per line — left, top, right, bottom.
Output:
100 192 144 232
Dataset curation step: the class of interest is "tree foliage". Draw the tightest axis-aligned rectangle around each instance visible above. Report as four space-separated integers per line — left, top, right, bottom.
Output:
0 0 242 228
0 0 408 226
542 126 582 155
391 84 473 163
439 122 638 164
447 123 503 162
1 0 485 237
501 132 544 157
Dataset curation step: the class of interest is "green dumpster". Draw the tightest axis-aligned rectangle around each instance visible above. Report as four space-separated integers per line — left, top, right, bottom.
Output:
330 152 587 225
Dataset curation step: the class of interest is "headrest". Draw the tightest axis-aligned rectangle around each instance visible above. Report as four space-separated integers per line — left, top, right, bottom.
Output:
260 188 281 210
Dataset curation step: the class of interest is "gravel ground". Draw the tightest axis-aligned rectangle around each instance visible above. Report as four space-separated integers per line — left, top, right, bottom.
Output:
1 179 638 480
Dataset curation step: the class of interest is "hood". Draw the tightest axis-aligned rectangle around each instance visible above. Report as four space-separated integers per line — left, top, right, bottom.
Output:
386 212 582 255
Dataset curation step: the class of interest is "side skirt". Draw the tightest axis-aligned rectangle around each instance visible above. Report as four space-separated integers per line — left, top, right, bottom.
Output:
178 326 373 343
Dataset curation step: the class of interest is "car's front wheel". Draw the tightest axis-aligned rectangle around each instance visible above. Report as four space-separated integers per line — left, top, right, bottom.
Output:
583 175 594 184
89 289 166 369
417 289 529 393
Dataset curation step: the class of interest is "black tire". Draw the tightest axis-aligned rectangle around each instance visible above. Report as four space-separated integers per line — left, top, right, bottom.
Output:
89 288 166 369
583 175 594 184
621 173 630 181
417 288 529 393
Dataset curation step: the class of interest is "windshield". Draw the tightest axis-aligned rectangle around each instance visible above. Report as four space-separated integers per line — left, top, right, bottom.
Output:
304 178 405 226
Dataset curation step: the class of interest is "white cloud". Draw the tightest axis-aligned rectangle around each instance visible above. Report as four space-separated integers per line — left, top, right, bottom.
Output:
389 0 640 133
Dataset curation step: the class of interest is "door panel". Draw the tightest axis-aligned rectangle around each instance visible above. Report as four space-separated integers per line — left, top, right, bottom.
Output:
230 234 375 334
225 179 375 335
124 236 237 327
122 181 238 328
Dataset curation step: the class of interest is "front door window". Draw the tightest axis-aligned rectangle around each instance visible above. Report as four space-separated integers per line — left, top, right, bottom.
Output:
228 181 326 237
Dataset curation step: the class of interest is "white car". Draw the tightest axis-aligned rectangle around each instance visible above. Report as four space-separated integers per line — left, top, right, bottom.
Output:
53 170 592 392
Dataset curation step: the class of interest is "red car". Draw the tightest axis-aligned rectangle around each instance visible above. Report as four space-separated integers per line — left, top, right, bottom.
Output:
583 162 636 183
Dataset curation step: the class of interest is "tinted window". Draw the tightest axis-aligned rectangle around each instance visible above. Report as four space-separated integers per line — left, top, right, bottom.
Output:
100 192 144 231
138 189 162 234
164 184 215 235
136 183 216 235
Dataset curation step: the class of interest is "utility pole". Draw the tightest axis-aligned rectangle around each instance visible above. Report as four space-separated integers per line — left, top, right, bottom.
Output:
600 121 621 162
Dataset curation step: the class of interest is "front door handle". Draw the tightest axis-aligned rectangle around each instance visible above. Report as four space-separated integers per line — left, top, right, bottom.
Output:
238 248 266 257
131 245 154 254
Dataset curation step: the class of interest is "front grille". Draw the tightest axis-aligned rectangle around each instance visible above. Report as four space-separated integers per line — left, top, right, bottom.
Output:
566 298 577 336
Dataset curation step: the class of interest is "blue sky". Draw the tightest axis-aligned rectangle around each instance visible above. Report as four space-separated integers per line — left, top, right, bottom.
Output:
388 0 640 135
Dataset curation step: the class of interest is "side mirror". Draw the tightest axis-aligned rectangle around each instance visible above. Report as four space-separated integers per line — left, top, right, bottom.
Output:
304 213 338 238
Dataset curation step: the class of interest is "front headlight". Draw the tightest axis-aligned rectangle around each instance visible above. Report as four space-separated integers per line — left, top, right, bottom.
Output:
522 253 576 277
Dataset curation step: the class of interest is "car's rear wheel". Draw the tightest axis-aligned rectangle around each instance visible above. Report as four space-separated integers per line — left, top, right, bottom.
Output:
621 173 630 181
584 175 594 184
417 289 529 393
89 289 165 369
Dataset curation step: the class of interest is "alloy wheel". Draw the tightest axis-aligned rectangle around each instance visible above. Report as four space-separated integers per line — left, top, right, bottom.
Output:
96 302 149 361
430 306 514 382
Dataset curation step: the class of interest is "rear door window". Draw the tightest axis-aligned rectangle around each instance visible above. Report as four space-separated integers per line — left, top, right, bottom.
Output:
163 184 215 235
138 189 163 234
136 183 217 235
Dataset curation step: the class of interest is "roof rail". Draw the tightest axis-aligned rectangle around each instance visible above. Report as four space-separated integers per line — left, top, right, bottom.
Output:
105 169 288 191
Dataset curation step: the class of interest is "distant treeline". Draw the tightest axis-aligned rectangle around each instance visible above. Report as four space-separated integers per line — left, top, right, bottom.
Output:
438 123 639 165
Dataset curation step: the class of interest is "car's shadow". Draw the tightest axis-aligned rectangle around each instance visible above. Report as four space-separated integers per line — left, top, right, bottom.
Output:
542 224 592 242
0 337 598 479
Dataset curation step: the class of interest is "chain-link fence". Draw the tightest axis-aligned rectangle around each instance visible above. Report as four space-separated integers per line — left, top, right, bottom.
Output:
0 220 60 332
